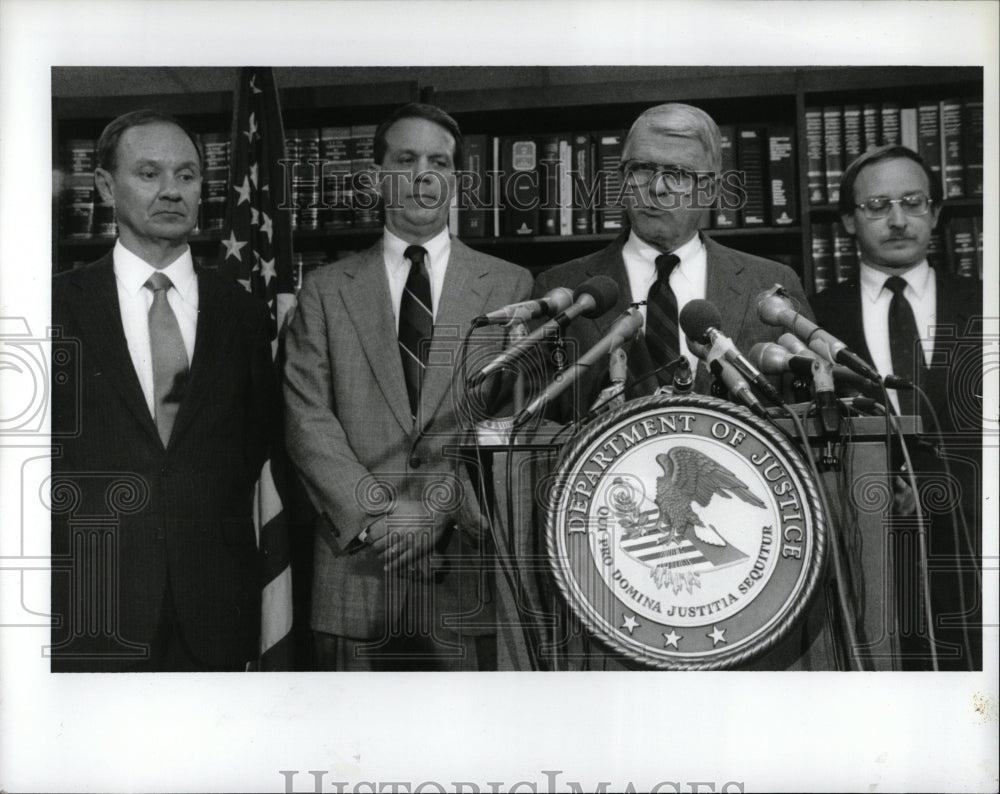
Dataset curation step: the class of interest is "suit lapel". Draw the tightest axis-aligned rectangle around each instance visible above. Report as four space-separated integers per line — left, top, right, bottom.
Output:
168 270 240 450
64 255 162 446
419 239 494 426
340 240 414 433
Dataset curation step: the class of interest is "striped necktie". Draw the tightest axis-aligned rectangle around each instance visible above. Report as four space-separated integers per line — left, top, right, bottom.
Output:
397 245 433 421
886 275 923 417
145 272 190 447
645 252 681 382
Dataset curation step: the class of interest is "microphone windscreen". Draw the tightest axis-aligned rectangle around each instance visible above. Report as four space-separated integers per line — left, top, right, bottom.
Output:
679 299 722 344
573 275 619 317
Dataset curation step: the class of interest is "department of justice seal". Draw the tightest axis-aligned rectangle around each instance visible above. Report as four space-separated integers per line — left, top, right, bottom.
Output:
545 394 826 669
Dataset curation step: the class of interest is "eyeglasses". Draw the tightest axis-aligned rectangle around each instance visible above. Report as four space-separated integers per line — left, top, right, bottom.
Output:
855 192 932 219
619 161 713 194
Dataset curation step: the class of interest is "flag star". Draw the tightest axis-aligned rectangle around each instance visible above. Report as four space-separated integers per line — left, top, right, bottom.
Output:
708 626 727 646
663 629 681 649
260 211 273 242
222 231 247 262
259 257 277 282
236 278 252 292
251 207 260 226
621 614 639 634
250 74 262 94
249 162 259 188
233 175 252 206
244 112 258 144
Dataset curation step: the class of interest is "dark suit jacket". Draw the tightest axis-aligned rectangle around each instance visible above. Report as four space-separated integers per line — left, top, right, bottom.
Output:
51 251 278 672
532 232 813 421
811 270 984 669
283 237 533 640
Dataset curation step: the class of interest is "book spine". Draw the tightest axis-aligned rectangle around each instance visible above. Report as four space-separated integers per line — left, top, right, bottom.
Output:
862 103 881 152
595 131 625 233
880 102 901 145
713 125 739 228
900 107 918 151
962 99 983 197
537 135 561 236
939 98 965 199
945 216 977 277
737 126 767 226
320 126 353 231
842 105 863 163
571 132 593 235
767 126 797 226
502 136 539 237
926 228 947 271
822 106 843 206
492 136 501 238
558 135 573 236
805 107 827 205
350 124 380 228
810 223 834 293
458 134 489 238
832 224 858 284
915 101 942 185
200 131 230 233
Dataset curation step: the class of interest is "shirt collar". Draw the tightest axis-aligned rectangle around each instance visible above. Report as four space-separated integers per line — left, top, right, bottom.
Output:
625 229 704 274
860 259 931 303
113 240 197 302
383 225 451 274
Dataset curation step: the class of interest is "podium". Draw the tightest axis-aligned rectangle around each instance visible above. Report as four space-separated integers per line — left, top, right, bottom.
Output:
452 410 925 671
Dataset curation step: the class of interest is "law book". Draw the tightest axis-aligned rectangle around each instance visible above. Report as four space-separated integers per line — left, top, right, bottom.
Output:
804 106 827 205
92 194 117 237
842 105 864 164
810 222 835 293
199 131 230 233
501 135 539 237
320 126 353 231
537 134 563 236
972 215 983 279
939 98 965 199
457 133 489 238
915 101 942 184
822 106 843 206
558 135 574 236
832 223 858 284
571 132 594 235
297 128 322 231
862 103 881 151
492 136 502 238
926 228 947 272
767 126 798 226
713 125 739 228
945 216 977 278
962 99 983 197
349 124 380 229
595 130 626 233
62 173 95 238
737 126 768 226
900 107 918 151
880 102 901 145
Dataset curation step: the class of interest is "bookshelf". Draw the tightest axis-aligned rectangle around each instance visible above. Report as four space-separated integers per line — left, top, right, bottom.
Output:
52 66 983 290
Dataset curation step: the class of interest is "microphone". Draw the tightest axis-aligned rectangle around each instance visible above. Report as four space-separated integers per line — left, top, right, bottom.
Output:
750 340 841 432
468 275 619 387
671 355 693 394
688 337 768 419
472 286 574 327
756 285 888 385
516 308 644 425
679 299 784 405
775 333 913 390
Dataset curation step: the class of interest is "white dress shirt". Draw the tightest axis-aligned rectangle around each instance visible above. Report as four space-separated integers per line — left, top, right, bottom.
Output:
113 241 199 418
382 226 450 328
859 259 936 413
622 230 707 371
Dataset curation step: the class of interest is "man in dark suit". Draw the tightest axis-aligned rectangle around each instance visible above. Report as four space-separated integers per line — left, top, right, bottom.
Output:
283 103 533 671
533 103 811 422
51 110 278 672
811 145 983 670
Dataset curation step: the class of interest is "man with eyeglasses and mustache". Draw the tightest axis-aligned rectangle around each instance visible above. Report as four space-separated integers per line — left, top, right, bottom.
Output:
532 103 812 422
810 144 983 671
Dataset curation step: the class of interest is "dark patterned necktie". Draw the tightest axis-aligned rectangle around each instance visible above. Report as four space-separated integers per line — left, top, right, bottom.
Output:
645 253 681 381
397 245 433 421
886 275 922 417
145 272 189 447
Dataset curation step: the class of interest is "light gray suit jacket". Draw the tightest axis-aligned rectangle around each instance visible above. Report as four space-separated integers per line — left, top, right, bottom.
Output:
284 236 533 638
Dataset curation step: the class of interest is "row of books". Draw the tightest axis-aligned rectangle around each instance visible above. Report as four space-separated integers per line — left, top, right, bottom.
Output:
806 98 983 206
811 215 983 292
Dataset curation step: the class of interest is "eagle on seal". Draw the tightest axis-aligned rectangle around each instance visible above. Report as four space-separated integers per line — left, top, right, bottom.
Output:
653 447 765 546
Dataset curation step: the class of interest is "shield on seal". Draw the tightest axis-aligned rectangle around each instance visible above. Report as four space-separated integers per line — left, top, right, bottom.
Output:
545 394 826 670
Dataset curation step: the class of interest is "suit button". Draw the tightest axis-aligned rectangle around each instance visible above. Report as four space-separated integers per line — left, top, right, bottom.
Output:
409 454 422 469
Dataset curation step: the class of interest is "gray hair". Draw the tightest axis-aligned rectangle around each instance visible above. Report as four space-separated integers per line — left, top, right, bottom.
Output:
625 103 722 174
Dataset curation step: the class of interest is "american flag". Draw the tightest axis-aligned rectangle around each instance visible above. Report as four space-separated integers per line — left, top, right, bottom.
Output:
221 66 295 670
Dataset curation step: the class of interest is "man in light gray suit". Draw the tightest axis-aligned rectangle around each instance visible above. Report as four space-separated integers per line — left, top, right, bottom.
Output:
284 104 533 670
533 103 812 422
